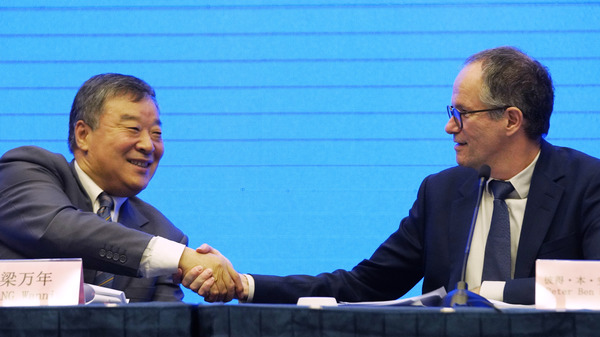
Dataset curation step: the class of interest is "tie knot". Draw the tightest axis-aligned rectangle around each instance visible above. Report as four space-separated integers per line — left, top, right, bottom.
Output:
97 192 114 209
96 192 114 221
489 180 514 200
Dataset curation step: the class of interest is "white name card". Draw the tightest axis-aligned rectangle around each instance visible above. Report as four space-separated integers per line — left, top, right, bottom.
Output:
0 258 83 306
536 259 600 310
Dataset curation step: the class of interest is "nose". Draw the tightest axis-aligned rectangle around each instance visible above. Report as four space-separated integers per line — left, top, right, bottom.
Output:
136 131 155 154
445 117 460 135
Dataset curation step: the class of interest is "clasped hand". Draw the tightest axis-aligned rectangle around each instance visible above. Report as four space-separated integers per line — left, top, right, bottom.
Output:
177 244 247 302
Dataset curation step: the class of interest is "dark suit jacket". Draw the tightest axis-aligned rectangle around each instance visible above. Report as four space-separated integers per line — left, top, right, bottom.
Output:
0 146 187 302
251 140 600 305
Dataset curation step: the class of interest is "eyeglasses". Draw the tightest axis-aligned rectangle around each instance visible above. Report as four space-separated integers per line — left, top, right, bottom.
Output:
446 105 510 130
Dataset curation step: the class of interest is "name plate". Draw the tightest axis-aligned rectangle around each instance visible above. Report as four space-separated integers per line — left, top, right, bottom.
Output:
536 259 600 310
0 258 83 306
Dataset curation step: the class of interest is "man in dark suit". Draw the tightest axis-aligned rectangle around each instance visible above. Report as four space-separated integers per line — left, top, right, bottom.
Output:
186 46 600 305
0 73 242 302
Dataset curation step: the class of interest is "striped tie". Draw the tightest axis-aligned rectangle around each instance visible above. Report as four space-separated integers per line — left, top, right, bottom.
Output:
94 192 115 288
482 180 514 282
96 192 113 222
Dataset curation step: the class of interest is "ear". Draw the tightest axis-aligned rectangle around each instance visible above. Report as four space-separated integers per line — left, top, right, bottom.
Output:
74 120 92 152
505 107 523 136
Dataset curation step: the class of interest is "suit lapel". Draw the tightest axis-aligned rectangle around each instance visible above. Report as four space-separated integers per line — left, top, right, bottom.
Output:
448 174 480 287
117 199 149 229
112 200 151 293
69 161 94 212
515 141 565 278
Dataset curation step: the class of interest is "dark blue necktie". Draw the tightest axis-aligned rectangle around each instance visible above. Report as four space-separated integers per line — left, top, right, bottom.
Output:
94 192 115 288
482 180 514 282
96 192 113 222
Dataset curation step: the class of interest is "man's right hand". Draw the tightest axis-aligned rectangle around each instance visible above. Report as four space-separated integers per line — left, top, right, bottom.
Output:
178 246 243 302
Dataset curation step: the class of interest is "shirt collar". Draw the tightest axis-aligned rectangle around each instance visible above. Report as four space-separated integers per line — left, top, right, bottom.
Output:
486 150 541 199
74 160 127 217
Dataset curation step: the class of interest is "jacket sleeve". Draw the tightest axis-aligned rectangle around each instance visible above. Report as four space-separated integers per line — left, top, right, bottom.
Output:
0 146 153 276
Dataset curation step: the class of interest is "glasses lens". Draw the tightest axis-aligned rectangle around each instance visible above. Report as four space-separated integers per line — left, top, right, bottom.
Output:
448 106 462 129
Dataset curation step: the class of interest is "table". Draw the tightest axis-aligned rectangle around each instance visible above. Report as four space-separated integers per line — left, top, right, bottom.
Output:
197 305 600 337
2 303 600 336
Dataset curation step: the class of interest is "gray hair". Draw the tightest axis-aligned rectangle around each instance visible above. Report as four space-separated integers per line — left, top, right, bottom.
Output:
465 46 554 140
67 73 158 152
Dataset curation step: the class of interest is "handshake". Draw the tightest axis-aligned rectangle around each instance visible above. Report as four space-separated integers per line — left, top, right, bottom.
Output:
177 244 247 302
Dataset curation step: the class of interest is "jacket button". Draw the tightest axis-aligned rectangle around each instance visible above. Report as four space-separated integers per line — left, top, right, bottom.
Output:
119 255 127 264
106 251 113 259
99 249 106 257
